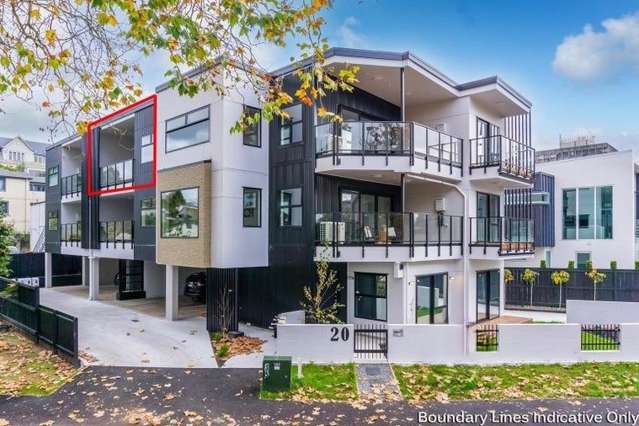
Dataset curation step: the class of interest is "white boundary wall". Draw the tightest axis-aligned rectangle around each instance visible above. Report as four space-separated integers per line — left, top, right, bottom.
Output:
567 300 639 324
276 323 639 365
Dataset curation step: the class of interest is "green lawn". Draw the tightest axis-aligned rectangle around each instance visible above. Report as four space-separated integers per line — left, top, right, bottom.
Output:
260 363 357 401
393 362 639 401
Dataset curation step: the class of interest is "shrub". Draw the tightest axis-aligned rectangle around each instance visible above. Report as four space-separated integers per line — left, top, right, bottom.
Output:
586 269 607 301
568 260 575 270
504 269 514 285
635 261 639 271
216 343 230 359
610 261 617 270
585 260 593 272
540 260 547 269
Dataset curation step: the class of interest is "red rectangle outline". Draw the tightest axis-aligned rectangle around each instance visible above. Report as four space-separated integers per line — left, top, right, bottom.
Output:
86 94 158 197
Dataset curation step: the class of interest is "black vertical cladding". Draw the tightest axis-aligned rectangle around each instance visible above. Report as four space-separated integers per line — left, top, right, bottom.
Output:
45 146 62 254
206 268 239 332
133 105 155 261
80 134 91 249
89 127 101 249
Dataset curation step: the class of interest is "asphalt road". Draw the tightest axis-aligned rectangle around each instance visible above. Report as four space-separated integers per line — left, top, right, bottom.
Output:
2 366 639 425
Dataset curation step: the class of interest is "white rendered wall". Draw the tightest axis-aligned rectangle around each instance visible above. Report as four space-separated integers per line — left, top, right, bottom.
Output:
537 150 636 269
276 324 354 363
144 261 166 299
567 300 639 324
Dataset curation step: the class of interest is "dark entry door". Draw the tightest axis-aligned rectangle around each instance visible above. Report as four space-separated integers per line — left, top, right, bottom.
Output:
477 192 500 243
477 270 500 322
116 260 145 300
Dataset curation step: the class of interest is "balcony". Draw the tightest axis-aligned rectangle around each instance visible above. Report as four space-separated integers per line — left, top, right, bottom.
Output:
315 212 463 262
315 121 463 180
60 222 81 247
99 159 133 191
469 135 535 185
99 220 134 258
61 173 82 201
468 217 534 258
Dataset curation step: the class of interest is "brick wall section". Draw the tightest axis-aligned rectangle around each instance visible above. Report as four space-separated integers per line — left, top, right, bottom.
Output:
156 161 211 267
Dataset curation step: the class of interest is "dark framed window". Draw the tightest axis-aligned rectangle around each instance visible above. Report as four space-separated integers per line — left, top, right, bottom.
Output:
0 177 5 192
416 273 448 324
29 182 45 192
47 210 58 231
165 106 210 152
354 273 387 321
141 134 154 164
596 186 613 239
243 106 261 147
576 252 591 269
47 166 59 187
140 197 156 227
160 187 199 238
476 270 500 322
278 187 302 226
243 187 261 227
0 200 8 216
280 104 303 146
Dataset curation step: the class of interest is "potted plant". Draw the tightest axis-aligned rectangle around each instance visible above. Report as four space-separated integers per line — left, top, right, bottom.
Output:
585 268 606 301
550 270 570 308
539 260 547 269
521 268 538 307
610 260 617 270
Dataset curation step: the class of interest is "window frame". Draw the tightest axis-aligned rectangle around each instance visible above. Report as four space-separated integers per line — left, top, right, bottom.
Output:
140 197 156 228
47 166 59 187
140 133 154 164
415 273 449 324
280 103 303 146
47 210 59 231
242 105 262 148
576 252 591 269
354 272 388 322
0 177 5 192
0 200 8 216
278 187 303 227
242 187 262 228
563 186 613 241
160 186 200 239
165 105 211 153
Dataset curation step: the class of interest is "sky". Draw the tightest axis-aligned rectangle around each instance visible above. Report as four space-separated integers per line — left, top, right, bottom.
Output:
3 0 639 152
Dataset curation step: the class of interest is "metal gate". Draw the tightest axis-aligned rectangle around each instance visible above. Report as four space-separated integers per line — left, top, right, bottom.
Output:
354 323 388 359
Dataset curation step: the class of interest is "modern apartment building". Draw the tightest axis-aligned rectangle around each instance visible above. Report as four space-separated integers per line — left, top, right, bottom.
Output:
508 142 637 270
45 48 536 330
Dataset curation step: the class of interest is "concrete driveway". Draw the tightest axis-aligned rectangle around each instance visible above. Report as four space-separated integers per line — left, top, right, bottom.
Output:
40 286 217 368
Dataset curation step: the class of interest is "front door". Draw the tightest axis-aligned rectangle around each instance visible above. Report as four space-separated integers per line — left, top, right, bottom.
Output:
116 259 145 300
416 273 448 324
477 270 500 322
477 192 500 242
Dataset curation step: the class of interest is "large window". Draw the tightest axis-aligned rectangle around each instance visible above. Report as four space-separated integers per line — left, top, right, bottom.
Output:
0 177 5 192
141 134 153 163
161 187 199 238
243 188 261 227
243 106 261 147
140 197 156 227
577 252 591 269
0 201 8 216
597 186 613 239
47 166 59 187
416 274 448 324
47 210 58 231
279 187 302 226
563 186 612 240
355 273 387 321
29 182 45 192
165 106 210 152
280 104 303 146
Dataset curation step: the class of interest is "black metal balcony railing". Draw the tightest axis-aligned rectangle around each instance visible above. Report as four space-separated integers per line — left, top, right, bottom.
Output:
99 220 134 249
61 222 81 245
99 159 134 189
315 121 463 173
469 135 535 180
61 173 82 196
315 212 464 258
469 216 534 255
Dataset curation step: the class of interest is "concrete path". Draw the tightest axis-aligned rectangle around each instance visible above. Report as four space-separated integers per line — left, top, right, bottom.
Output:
356 363 403 403
503 308 567 323
5 366 639 425
40 287 217 368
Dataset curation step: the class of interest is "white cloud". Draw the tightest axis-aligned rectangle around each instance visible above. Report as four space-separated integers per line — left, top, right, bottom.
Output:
553 12 639 81
336 16 367 48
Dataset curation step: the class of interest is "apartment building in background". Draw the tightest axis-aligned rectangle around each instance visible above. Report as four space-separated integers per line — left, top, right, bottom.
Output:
507 138 637 270
44 48 536 330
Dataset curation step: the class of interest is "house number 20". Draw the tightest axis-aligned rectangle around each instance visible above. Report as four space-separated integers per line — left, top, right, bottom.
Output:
330 326 349 342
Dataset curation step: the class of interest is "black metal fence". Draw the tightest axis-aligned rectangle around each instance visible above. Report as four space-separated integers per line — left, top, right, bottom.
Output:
505 267 639 311
581 324 621 351
8 253 82 287
0 278 79 365
476 324 499 352
353 323 387 359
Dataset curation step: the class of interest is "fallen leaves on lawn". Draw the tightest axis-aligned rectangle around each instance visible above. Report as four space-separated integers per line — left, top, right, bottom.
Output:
214 335 265 359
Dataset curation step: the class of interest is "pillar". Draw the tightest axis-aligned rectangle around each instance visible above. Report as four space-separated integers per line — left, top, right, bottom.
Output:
88 256 100 301
165 265 179 321
44 252 52 288
81 257 88 287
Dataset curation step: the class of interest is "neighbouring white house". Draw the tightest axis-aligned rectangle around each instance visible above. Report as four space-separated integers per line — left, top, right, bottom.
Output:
507 140 638 270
